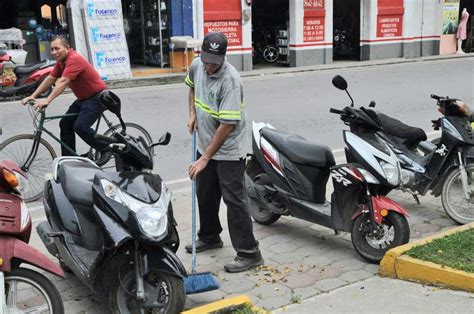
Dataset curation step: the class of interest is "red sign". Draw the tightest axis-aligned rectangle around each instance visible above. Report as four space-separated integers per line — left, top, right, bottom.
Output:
303 0 326 42
204 20 243 46
377 0 404 38
377 16 402 37
203 0 243 46
304 18 325 42
304 0 325 9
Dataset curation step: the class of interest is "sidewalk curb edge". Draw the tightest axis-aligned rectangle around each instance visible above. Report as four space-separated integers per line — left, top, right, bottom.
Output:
379 221 474 291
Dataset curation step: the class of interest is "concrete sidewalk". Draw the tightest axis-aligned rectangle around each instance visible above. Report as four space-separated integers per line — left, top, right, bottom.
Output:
26 175 474 313
107 53 474 90
275 276 474 313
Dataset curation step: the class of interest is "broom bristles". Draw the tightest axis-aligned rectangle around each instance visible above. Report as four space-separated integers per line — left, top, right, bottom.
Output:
184 271 220 294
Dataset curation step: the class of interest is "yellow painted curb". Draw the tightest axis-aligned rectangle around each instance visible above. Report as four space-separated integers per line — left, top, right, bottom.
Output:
182 295 253 314
380 221 474 291
396 256 474 292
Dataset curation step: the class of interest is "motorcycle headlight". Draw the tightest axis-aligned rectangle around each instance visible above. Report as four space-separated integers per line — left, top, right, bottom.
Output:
100 179 171 240
358 168 380 184
379 161 400 186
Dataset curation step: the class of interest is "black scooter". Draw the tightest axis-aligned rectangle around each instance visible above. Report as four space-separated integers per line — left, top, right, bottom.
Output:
332 75 474 225
245 89 410 263
36 99 187 313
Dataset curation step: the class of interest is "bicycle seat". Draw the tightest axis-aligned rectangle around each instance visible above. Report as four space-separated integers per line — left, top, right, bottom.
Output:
261 127 335 167
58 160 103 206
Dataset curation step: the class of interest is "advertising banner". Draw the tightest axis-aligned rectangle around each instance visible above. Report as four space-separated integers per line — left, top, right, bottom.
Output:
377 0 404 38
203 0 243 47
82 0 131 81
303 0 326 42
203 20 242 46
442 0 460 35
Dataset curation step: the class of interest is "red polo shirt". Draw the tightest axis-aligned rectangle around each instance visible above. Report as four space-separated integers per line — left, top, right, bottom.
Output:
50 49 107 100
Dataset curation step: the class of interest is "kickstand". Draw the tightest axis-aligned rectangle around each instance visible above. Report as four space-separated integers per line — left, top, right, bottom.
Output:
412 194 420 204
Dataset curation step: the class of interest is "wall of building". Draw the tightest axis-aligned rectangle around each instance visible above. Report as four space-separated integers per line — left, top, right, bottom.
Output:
193 0 252 71
289 0 332 67
189 0 444 71
361 0 441 61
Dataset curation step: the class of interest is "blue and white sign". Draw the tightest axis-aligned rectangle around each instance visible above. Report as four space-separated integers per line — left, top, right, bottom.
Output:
87 2 119 18
95 51 128 68
83 0 131 80
91 26 122 44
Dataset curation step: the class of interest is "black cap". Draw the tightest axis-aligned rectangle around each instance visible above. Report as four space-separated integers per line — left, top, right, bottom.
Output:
201 32 227 65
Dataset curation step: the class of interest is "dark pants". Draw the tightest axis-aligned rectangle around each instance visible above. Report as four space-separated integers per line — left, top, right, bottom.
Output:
196 153 260 258
59 94 107 156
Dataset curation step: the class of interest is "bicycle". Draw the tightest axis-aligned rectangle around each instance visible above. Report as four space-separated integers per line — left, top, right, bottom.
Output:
0 101 154 202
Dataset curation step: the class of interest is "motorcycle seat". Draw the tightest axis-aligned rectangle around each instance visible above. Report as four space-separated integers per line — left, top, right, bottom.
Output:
377 113 427 149
14 60 51 75
261 128 335 167
58 161 102 206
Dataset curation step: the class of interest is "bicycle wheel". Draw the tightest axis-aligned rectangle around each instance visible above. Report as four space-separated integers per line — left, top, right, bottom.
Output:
0 134 57 202
91 122 154 168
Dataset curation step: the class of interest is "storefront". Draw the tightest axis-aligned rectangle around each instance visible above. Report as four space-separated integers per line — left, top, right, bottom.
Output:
0 0 68 64
440 0 473 54
193 0 446 71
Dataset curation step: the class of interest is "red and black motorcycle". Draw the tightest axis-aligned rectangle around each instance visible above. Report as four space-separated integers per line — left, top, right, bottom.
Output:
0 50 56 98
0 159 64 313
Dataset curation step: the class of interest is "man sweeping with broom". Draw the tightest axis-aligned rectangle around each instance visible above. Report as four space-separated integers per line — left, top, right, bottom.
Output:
185 32 264 275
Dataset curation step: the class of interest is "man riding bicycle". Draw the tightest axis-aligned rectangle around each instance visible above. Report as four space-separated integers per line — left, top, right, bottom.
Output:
21 35 108 156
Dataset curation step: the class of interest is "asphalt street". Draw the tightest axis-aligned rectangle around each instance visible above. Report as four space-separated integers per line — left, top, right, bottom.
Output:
1 58 472 183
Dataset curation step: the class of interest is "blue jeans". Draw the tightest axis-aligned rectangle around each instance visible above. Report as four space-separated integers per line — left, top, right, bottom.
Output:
59 94 107 156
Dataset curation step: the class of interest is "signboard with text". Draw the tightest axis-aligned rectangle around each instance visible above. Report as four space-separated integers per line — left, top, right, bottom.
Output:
83 0 131 80
377 0 404 38
203 20 242 46
303 0 325 42
377 15 403 37
203 0 243 47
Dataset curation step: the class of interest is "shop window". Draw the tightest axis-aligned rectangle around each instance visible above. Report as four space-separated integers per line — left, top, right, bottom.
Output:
41 4 52 22
57 4 67 28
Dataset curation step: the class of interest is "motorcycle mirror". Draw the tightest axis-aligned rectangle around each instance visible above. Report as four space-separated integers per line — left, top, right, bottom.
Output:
151 132 171 148
332 75 348 91
369 101 376 108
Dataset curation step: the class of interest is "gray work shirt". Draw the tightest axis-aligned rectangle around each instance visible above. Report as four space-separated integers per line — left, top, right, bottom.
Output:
185 58 247 161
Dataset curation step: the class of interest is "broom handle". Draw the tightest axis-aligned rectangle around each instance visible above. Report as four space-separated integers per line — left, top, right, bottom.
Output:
191 130 197 273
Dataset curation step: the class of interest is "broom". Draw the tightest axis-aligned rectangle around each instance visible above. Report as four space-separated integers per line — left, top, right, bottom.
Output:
184 130 220 294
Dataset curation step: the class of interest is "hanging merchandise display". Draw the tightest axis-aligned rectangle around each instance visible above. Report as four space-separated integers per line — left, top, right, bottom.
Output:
81 0 132 80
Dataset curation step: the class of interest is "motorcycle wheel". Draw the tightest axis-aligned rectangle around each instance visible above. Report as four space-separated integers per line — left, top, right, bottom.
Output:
262 46 279 63
441 163 474 224
246 159 281 225
4 267 64 313
108 264 185 314
351 212 410 264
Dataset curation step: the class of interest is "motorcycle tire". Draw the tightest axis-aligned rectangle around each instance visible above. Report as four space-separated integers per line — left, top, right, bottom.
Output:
4 267 64 313
351 212 410 264
441 163 474 224
108 263 185 314
246 158 281 225
262 46 279 63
